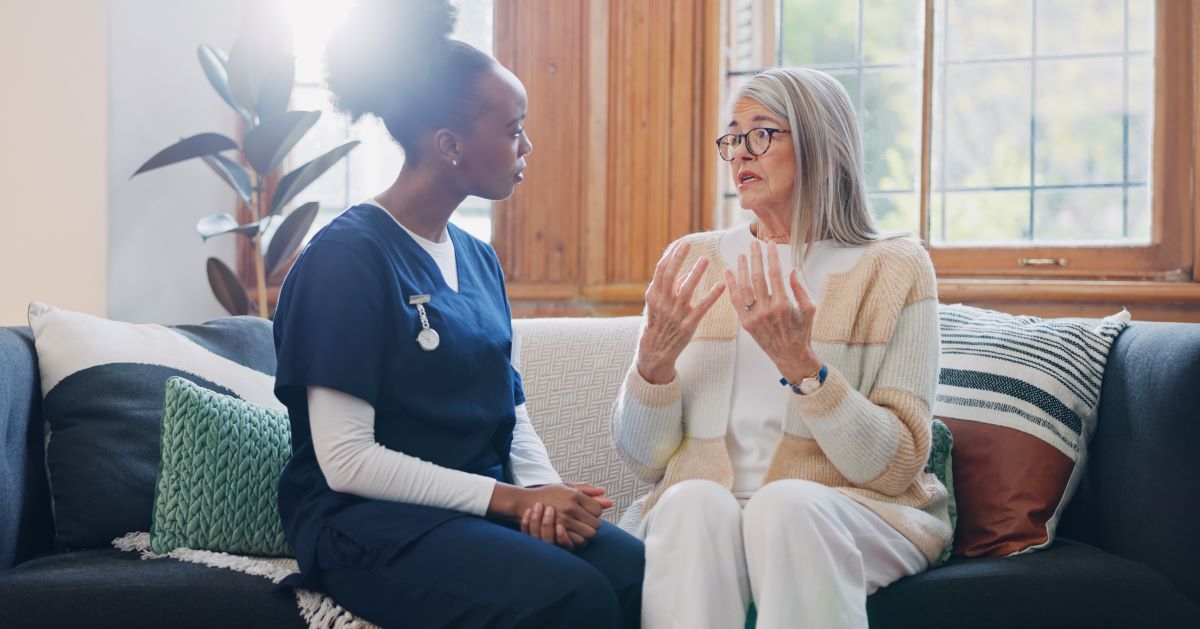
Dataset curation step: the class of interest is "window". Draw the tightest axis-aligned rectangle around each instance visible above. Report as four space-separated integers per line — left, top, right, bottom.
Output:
279 0 496 244
929 0 1153 245
723 0 1194 281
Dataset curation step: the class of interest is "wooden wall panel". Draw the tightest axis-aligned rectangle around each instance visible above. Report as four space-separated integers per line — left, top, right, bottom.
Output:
493 0 586 285
495 0 722 315
606 0 714 284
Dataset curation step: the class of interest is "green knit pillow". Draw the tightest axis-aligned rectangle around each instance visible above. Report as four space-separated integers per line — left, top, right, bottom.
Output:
926 418 957 565
151 376 293 556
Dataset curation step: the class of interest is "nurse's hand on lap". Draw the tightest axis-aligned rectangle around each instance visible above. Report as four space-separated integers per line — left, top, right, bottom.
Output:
518 483 612 550
522 502 582 550
564 482 613 509
489 483 604 551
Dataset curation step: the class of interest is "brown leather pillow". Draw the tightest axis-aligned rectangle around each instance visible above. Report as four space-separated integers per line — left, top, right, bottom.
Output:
941 418 1074 556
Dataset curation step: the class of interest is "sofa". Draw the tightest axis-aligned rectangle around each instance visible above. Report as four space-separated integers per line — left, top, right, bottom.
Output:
2 315 1199 628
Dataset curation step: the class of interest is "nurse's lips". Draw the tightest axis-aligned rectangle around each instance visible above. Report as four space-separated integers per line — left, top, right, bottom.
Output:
513 169 525 182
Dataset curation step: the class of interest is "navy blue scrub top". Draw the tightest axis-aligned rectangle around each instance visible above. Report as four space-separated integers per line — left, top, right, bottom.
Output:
272 204 524 584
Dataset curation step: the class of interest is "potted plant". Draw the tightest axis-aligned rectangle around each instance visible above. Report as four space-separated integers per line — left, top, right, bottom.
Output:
132 33 357 317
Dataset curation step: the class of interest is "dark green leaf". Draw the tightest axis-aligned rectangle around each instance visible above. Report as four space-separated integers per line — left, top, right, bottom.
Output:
266 201 319 279
196 213 261 241
132 133 238 177
270 140 360 215
197 45 249 120
256 55 295 120
243 110 320 176
207 257 250 316
201 154 253 203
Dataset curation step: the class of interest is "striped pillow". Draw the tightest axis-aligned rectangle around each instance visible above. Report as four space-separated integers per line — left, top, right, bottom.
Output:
935 304 1129 557
26 302 281 549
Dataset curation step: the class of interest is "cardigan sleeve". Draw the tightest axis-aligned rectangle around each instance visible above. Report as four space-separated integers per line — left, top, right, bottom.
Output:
611 343 686 484
788 244 940 497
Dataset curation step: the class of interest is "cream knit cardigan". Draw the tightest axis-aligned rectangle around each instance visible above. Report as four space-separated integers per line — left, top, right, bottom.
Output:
612 232 952 563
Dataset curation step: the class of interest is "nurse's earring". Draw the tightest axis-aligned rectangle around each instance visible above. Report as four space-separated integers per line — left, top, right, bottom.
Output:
451 159 459 167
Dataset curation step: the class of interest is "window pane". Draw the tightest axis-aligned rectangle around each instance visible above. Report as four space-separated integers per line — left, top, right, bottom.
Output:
1128 54 1152 184
1127 184 1150 243
862 0 922 65
1035 58 1124 185
861 68 920 192
1036 0 1124 56
870 192 919 235
936 61 1031 189
931 0 1155 246
454 197 494 242
780 0 858 66
1034 187 1123 241
944 0 1031 60
932 190 1031 243
1128 0 1153 52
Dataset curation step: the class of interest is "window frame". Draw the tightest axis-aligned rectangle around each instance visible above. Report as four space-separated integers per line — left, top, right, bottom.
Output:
723 0 1197 283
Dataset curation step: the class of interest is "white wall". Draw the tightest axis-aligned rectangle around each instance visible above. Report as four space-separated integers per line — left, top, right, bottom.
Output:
0 0 248 327
107 0 243 324
0 0 110 326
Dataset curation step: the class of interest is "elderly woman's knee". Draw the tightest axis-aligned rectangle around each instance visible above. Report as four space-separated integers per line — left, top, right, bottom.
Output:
653 479 740 523
743 479 842 532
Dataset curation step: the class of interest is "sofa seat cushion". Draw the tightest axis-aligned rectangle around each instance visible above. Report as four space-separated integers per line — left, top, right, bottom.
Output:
0 549 304 629
867 539 1200 629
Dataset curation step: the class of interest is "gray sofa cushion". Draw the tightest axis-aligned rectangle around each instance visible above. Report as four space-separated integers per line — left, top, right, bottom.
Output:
867 539 1200 628
0 548 304 629
0 327 52 571
1059 322 1200 606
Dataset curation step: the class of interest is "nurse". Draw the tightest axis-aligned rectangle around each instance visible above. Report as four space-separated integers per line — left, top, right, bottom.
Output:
271 1 644 627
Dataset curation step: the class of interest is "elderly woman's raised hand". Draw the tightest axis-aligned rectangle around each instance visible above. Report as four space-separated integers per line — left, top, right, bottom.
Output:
724 241 823 384
636 241 728 384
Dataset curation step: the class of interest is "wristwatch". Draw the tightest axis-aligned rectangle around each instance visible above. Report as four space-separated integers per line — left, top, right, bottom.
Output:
781 364 828 395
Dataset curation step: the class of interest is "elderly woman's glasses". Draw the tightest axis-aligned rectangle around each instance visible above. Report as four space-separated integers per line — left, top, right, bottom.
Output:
715 127 791 161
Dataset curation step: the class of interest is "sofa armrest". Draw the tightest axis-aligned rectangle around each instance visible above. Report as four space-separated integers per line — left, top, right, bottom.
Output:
1060 321 1200 606
0 327 53 571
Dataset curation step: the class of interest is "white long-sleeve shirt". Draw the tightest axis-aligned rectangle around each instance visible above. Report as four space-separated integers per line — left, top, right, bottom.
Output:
717 223 868 500
308 388 562 515
308 203 561 515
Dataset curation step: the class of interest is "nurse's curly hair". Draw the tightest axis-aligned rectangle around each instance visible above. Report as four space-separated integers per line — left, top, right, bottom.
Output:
325 0 497 161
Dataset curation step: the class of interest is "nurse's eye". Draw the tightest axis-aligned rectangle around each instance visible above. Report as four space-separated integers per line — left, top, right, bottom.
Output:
511 127 524 138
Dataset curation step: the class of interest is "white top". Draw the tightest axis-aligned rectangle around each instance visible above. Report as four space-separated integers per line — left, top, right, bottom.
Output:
717 223 869 499
366 200 459 292
306 202 562 515
309 389 561 515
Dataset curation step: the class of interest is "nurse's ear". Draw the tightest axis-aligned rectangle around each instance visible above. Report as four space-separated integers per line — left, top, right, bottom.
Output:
433 128 464 169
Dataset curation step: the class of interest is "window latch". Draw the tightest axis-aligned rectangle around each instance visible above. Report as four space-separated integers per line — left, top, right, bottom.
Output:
1018 257 1069 267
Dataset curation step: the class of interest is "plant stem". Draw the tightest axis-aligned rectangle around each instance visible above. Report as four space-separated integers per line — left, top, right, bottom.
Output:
252 174 269 318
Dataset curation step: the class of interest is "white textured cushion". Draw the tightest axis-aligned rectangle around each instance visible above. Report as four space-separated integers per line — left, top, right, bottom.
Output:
513 316 649 522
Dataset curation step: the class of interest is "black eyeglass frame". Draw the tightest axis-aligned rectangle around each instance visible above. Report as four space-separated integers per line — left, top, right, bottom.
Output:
715 127 792 161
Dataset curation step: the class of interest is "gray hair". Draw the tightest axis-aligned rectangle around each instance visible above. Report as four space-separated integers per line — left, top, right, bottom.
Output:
733 67 884 263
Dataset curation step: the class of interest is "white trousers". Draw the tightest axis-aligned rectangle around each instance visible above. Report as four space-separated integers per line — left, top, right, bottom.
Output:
640 479 928 629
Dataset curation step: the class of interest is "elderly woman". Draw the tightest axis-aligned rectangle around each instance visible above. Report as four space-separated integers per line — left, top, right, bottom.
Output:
612 67 951 629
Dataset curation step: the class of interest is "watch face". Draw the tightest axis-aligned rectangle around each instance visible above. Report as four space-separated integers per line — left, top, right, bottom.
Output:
799 378 820 395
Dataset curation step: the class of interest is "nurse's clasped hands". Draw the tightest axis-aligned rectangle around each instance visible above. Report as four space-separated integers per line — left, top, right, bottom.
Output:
489 482 610 551
520 483 613 551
